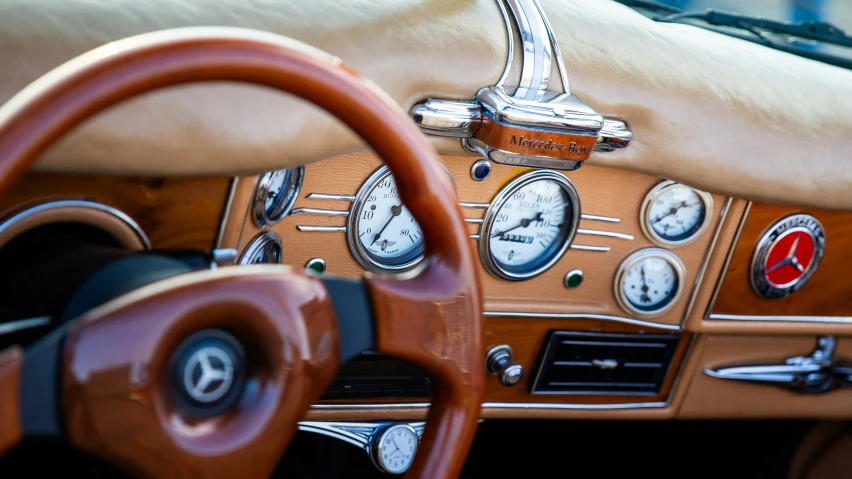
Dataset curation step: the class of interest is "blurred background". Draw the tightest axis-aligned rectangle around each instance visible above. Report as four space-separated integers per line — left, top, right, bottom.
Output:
655 0 851 29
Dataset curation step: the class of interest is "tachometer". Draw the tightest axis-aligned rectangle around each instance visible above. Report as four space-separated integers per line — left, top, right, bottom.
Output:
347 165 452 273
480 170 580 281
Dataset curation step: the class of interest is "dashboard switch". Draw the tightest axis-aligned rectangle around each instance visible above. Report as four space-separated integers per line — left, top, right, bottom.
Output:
486 345 524 387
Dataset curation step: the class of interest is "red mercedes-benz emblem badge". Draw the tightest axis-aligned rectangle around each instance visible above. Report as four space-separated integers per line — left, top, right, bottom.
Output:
751 214 825 299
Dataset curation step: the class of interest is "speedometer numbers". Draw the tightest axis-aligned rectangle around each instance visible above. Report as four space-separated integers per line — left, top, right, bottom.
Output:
614 248 686 318
480 171 580 281
347 166 450 273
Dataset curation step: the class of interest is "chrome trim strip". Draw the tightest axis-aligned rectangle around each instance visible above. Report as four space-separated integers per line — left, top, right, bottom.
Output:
681 197 732 326
483 311 682 331
0 316 50 336
580 214 620 224
307 193 355 202
290 207 349 217
464 218 484 224
576 228 634 241
214 177 238 248
707 314 852 323
460 202 490 209
570 244 610 252
0 199 151 249
704 201 752 316
470 234 481 240
296 225 346 233
310 401 667 410
505 0 552 100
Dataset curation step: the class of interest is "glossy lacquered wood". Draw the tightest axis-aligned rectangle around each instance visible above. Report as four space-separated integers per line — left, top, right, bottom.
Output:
475 117 596 162
0 28 482 478
710 203 852 317
64 268 339 479
0 174 231 250
0 348 21 457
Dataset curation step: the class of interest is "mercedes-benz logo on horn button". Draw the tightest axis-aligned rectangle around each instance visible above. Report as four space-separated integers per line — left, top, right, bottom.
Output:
184 346 234 403
170 329 247 416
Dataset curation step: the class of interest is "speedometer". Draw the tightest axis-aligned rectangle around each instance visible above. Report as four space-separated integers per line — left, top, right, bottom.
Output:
480 170 580 281
347 165 453 273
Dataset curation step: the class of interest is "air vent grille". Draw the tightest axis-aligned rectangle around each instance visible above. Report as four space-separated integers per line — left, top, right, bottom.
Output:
531 331 680 395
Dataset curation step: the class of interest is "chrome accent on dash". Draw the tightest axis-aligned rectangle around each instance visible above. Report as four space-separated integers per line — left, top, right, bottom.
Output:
580 214 620 224
297 421 426 450
290 207 349 217
707 314 852 324
465 218 484 224
0 316 51 336
460 202 490 209
296 225 346 233
483 311 682 331
310 401 667 411
576 228 634 241
704 336 850 394
570 244 610 252
470 234 481 240
0 200 151 250
307 193 355 202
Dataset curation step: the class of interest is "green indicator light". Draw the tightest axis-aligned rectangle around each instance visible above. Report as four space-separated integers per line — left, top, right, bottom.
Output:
306 258 326 275
564 269 583 289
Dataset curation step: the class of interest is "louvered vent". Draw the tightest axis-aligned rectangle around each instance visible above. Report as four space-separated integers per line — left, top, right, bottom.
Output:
531 331 680 395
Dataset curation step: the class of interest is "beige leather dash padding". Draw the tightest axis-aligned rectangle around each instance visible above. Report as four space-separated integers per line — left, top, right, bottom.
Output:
0 0 851 209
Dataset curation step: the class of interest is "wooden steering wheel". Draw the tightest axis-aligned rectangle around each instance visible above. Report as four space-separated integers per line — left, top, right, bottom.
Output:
0 28 483 478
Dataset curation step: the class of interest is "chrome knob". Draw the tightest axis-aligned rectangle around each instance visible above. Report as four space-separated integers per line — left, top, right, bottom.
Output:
486 345 524 387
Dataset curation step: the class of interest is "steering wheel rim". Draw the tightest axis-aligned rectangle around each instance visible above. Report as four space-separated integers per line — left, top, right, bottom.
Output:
0 27 483 478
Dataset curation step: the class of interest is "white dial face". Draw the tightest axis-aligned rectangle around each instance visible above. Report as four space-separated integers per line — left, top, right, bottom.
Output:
263 169 291 215
647 185 706 241
357 173 423 265
377 426 418 474
488 178 571 272
622 255 678 311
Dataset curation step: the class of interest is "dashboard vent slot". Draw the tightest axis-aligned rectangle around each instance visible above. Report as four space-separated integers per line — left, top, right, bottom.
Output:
531 331 680 395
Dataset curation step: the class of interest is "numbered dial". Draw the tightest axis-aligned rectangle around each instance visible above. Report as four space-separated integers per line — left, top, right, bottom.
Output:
615 248 685 318
348 166 452 273
641 181 712 247
373 425 419 474
253 167 304 227
480 171 580 281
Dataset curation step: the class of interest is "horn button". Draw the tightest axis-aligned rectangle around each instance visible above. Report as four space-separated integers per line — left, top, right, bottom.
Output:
169 329 247 417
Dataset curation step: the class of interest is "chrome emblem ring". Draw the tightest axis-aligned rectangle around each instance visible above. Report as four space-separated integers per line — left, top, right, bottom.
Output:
183 346 235 403
751 214 826 299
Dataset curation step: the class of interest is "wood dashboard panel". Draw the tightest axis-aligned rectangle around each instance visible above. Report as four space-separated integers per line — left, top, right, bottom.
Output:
0 174 231 250
223 153 728 327
709 203 852 318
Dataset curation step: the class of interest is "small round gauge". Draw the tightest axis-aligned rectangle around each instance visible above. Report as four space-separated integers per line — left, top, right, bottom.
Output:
614 248 686 318
347 165 453 273
371 424 419 474
239 231 283 265
640 180 713 247
480 170 580 281
253 167 304 227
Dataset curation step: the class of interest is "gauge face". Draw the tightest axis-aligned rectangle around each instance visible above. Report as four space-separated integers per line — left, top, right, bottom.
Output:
348 166 452 273
641 181 712 247
254 167 304 227
374 425 418 474
239 232 282 265
615 248 685 318
480 171 579 281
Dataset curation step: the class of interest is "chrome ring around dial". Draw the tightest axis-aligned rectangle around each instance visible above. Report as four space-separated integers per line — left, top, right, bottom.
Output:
479 170 580 281
640 180 713 248
347 165 455 273
614 248 686 319
253 167 304 228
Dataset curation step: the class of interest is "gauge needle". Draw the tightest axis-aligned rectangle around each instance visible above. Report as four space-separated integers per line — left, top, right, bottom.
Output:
651 201 691 224
492 212 543 238
371 204 402 245
640 266 651 303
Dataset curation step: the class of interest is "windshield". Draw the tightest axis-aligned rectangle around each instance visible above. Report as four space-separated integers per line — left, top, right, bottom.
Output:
656 0 851 31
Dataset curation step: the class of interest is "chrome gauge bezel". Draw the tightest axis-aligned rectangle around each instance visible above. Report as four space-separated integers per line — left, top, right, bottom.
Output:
253 167 304 228
614 247 686 319
370 424 419 474
239 231 283 265
346 165 455 274
639 180 713 248
479 170 580 281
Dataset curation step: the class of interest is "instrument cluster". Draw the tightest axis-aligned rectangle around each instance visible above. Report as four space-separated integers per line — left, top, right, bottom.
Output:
239 161 716 321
